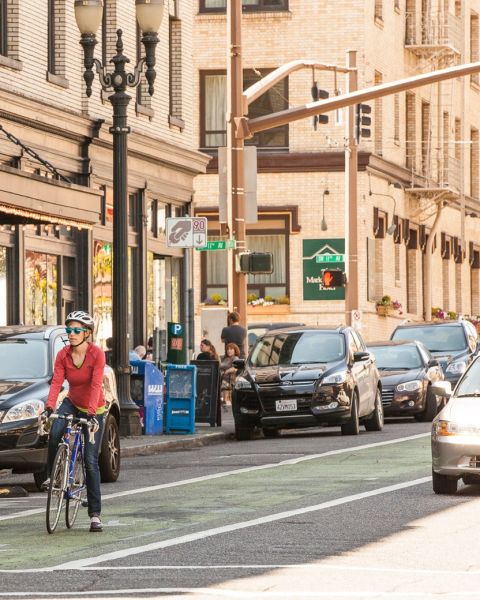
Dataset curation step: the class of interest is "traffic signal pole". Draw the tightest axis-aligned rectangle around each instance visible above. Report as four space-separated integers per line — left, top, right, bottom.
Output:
228 0 247 326
345 50 358 326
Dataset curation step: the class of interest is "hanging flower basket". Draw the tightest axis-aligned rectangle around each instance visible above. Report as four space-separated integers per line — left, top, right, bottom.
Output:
376 304 393 316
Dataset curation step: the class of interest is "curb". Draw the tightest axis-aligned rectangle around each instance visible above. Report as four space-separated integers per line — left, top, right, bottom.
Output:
121 431 233 458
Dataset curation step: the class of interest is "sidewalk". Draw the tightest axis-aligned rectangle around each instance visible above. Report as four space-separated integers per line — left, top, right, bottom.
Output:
121 405 235 457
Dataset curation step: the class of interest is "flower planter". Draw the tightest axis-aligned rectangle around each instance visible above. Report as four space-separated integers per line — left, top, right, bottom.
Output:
247 304 290 316
376 305 393 316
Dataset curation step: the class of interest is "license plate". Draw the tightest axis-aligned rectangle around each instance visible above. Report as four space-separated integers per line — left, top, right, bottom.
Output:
275 399 297 412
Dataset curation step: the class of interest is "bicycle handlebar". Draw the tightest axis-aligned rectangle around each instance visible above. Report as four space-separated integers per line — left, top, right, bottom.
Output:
37 413 97 443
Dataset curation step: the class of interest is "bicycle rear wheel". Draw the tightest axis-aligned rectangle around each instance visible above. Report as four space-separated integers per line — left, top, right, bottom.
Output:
66 448 86 529
46 445 68 534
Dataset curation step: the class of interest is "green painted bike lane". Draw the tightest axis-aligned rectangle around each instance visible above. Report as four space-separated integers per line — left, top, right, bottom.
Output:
0 436 431 570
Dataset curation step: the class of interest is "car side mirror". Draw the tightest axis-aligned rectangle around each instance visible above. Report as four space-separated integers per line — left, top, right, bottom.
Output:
233 359 245 370
431 381 452 398
353 351 370 362
428 359 439 368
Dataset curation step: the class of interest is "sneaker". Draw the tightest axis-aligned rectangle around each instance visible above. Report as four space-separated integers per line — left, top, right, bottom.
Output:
40 478 50 492
89 515 103 532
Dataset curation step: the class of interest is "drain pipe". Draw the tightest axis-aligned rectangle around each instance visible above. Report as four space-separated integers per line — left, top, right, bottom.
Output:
424 192 449 321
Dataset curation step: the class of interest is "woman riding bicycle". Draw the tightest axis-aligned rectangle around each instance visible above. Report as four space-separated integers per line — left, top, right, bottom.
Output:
42 310 106 532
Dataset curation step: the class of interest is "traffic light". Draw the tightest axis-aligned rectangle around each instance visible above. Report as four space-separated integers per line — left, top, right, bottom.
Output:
355 103 371 141
237 252 274 274
321 269 346 288
311 83 329 130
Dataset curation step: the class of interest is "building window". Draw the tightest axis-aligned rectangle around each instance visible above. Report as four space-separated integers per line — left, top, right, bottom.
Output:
0 0 7 56
200 69 288 150
25 251 58 325
169 14 184 126
47 0 67 83
199 0 288 13
421 100 430 176
0 246 7 325
202 226 288 302
48 0 56 73
374 0 383 20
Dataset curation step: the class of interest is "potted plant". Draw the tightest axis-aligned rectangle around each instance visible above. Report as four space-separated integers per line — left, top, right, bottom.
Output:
376 295 393 316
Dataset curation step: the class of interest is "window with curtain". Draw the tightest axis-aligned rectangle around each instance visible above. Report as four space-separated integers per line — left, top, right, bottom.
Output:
201 70 288 149
200 0 287 13
204 233 287 301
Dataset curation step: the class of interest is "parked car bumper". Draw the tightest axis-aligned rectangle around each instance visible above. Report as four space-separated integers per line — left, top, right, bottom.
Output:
432 436 480 477
0 419 47 471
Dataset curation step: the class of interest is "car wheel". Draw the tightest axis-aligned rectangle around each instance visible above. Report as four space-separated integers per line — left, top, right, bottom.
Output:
341 391 359 436
432 469 457 494
462 474 480 486
364 388 384 432
33 468 48 491
235 422 254 441
262 428 279 439
99 413 121 483
415 386 437 422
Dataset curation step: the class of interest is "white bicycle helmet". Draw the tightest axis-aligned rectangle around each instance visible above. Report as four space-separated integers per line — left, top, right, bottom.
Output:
65 310 95 331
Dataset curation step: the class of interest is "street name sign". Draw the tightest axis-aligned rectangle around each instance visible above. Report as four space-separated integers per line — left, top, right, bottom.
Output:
316 253 345 263
196 239 236 251
166 217 207 248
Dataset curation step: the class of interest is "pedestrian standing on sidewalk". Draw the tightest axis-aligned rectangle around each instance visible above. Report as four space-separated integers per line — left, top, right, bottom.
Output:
196 339 220 361
221 311 247 358
42 310 106 533
220 342 240 407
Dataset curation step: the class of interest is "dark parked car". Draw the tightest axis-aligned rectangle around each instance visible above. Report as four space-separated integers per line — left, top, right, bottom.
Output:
232 325 383 440
0 325 121 489
247 322 306 351
367 340 444 421
391 320 478 387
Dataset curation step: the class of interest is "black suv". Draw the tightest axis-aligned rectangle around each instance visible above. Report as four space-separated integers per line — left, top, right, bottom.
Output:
232 326 383 440
391 320 479 387
0 326 121 488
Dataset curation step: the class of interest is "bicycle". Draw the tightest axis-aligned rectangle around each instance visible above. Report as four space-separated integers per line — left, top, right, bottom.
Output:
39 413 95 534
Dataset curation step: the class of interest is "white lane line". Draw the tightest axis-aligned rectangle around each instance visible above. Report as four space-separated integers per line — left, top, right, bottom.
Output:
0 432 430 523
0 588 478 598
3 562 480 577
54 476 431 570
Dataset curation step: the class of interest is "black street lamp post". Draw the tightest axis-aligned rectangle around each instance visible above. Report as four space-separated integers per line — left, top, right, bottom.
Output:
74 0 164 435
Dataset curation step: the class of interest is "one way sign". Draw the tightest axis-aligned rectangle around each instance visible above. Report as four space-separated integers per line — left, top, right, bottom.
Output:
166 217 208 248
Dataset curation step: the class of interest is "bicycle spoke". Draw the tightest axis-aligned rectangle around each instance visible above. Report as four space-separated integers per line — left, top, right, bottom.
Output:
66 445 86 529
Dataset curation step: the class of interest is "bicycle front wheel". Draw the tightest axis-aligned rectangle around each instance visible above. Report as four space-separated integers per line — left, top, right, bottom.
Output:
66 448 86 529
46 445 68 534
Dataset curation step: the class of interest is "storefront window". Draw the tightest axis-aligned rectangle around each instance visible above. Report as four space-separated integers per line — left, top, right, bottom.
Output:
0 246 7 325
25 251 58 325
147 252 167 337
92 241 112 348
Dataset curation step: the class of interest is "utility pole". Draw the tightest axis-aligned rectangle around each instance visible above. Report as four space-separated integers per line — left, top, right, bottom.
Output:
345 50 358 326
227 0 247 326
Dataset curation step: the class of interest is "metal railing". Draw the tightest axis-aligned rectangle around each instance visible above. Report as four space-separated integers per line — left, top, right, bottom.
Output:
405 12 462 54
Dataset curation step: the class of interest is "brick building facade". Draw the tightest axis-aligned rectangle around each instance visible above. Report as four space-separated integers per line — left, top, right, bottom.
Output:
192 0 480 344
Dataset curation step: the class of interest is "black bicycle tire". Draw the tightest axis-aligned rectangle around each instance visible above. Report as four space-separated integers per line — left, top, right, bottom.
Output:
46 445 68 534
66 445 86 529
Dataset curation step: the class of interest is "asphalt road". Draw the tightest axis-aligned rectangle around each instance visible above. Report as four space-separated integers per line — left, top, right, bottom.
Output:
1 419 480 599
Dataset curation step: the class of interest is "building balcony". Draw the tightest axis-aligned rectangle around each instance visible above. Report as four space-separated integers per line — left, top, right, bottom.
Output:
405 12 462 57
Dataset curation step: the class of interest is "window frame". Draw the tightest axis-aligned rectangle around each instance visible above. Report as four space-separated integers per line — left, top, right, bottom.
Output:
199 0 288 14
199 69 289 151
48 0 56 74
0 0 8 57
200 214 290 301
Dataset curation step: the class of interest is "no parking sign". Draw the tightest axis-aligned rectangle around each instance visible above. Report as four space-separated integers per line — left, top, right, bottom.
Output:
351 309 362 330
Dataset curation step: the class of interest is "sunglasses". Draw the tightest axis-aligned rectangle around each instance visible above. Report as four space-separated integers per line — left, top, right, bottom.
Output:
65 327 88 335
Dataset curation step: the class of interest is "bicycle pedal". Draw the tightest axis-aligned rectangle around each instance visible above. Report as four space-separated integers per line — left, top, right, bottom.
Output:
81 500 89 508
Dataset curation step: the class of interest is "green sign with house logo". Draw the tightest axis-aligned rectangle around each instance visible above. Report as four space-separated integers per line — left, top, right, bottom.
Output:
303 239 346 300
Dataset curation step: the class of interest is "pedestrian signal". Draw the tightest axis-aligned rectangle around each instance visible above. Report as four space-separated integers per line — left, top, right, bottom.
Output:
321 269 346 288
311 83 329 130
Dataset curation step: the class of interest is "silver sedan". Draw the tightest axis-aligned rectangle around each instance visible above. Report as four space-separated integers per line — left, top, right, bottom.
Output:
431 356 480 494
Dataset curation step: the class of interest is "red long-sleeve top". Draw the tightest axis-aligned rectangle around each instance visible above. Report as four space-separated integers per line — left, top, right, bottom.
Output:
46 343 106 415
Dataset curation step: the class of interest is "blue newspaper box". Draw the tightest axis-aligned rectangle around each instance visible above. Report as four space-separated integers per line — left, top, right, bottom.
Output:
165 364 196 434
130 357 164 435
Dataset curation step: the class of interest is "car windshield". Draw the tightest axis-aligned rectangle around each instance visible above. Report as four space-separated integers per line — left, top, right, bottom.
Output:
369 345 423 369
455 358 480 396
392 325 467 353
249 331 345 367
0 339 49 379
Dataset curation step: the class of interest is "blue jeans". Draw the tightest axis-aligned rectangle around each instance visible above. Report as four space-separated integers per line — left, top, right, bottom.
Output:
47 398 105 517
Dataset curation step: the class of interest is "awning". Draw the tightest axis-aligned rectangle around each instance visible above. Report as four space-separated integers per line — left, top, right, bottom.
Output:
0 165 102 229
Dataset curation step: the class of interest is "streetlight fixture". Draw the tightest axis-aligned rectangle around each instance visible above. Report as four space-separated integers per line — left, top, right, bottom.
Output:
75 0 164 435
321 190 329 231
